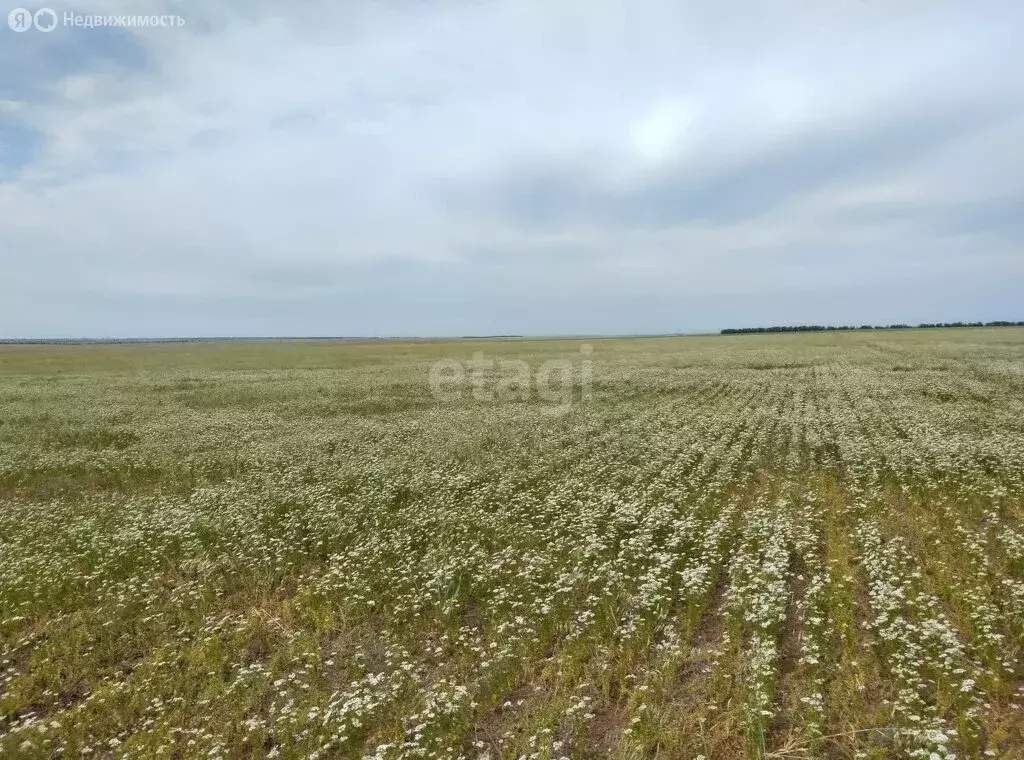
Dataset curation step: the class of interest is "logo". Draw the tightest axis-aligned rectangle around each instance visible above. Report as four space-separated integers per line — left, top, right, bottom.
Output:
7 7 56 31
33 7 56 31
7 9 185 30
7 7 31 30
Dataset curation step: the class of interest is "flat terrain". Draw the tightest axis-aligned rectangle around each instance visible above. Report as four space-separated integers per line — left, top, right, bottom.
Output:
1 329 1023 759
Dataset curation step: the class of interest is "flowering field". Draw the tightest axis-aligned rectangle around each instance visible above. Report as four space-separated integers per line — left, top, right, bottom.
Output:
2 329 1023 759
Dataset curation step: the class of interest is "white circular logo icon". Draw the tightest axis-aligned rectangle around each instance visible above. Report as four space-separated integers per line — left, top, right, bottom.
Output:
8 7 33 31
34 7 57 31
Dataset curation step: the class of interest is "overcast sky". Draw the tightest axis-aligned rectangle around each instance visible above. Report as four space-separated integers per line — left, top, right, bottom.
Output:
1 0 1022 337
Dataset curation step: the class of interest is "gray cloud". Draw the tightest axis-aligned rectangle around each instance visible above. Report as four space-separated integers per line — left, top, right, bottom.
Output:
1 0 1022 337
449 87 1021 231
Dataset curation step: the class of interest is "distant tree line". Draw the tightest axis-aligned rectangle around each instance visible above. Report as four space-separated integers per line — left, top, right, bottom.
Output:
721 321 1024 335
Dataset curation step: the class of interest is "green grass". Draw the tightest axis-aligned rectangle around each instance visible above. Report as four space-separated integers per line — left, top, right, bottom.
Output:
1 329 1023 758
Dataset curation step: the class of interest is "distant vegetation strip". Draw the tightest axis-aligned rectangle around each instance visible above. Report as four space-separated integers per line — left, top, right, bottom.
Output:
721 320 1024 335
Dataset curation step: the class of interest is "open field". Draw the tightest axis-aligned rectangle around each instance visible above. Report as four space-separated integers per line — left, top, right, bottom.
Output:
2 329 1023 759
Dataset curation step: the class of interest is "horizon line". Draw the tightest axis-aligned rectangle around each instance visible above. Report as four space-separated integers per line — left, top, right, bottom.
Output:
2 320 1023 345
